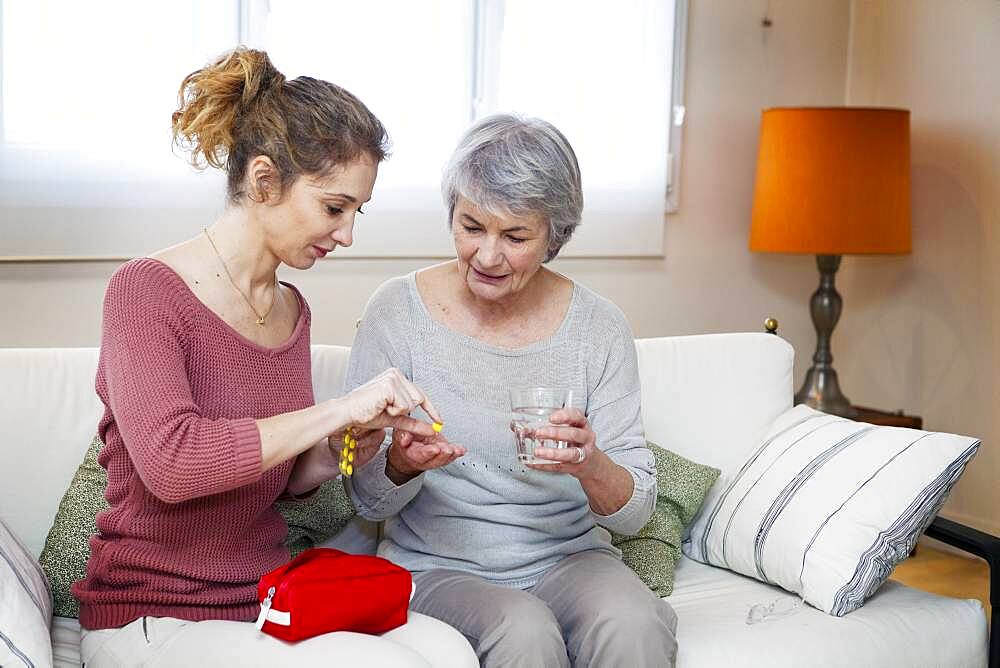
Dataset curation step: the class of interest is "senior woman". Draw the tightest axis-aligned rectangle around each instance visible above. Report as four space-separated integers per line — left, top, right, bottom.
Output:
345 114 678 667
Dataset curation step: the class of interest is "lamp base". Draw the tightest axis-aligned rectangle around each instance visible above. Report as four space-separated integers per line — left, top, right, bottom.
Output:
795 366 858 418
796 254 859 419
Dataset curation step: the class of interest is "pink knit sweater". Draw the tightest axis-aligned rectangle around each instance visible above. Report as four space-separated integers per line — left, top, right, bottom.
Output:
73 258 315 630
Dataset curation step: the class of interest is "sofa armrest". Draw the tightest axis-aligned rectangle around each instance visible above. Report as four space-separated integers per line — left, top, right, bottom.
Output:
924 516 998 668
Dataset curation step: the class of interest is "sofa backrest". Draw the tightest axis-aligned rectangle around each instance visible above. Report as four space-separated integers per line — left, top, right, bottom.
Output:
1 348 103 559
0 345 352 558
634 333 794 472
0 334 793 558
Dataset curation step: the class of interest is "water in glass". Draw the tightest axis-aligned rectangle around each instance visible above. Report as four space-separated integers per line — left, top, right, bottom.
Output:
509 388 572 464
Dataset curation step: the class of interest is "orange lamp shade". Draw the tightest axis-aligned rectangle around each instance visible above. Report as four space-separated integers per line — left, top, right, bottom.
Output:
749 107 911 255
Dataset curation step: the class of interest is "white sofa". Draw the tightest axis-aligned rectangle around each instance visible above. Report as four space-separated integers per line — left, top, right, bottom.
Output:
0 334 992 667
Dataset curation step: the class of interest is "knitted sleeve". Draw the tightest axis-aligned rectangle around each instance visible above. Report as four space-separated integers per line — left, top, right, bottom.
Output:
585 298 657 535
99 261 263 503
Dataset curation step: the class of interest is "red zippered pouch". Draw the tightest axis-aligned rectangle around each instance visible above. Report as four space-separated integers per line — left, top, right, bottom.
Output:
255 547 413 642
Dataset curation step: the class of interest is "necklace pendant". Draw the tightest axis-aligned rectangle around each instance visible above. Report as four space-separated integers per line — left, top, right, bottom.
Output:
256 316 265 326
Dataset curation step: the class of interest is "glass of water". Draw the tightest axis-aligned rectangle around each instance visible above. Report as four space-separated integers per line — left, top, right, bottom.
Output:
509 387 573 464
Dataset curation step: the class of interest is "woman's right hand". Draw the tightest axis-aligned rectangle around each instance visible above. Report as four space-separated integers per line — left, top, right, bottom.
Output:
341 368 442 438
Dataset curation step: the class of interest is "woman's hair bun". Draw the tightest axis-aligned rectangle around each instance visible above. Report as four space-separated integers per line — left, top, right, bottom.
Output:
171 47 285 170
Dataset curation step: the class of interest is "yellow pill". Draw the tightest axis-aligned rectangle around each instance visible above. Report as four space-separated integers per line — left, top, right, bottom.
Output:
339 460 347 474
346 463 353 476
343 433 350 445
349 438 357 449
432 422 443 433
348 451 354 463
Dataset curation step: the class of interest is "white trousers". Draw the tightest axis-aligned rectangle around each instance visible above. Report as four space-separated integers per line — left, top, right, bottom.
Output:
80 611 478 668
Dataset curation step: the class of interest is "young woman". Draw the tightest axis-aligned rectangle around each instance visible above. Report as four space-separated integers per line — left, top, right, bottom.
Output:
73 47 473 667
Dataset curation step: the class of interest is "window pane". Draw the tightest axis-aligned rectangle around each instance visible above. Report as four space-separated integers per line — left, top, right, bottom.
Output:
492 0 673 192
3 1 238 163
0 1 237 256
262 0 474 191
482 0 674 255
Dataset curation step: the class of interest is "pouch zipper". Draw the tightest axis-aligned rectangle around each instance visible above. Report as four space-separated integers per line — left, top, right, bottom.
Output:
256 554 331 630
254 585 276 631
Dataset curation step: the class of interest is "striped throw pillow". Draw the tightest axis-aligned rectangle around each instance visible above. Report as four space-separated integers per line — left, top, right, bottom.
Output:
1 518 53 668
683 404 980 616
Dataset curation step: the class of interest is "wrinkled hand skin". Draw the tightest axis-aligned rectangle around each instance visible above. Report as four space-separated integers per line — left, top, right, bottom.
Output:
386 428 467 482
528 408 606 479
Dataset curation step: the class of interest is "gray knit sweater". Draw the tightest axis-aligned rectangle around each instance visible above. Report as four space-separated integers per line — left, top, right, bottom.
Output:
344 273 655 589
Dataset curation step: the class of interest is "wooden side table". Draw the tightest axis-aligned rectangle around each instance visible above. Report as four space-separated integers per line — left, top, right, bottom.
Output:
851 405 923 430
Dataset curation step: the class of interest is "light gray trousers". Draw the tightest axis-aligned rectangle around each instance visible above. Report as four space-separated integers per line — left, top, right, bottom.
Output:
411 550 679 668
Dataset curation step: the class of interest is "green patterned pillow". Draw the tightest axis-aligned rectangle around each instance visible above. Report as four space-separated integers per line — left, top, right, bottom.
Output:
39 437 109 619
276 475 356 559
39 436 357 618
610 441 720 596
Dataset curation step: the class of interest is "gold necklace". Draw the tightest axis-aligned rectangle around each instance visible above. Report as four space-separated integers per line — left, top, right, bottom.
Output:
203 227 277 326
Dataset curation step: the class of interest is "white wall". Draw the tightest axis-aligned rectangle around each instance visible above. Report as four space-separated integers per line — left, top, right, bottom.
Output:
839 0 1000 533
7 0 996 529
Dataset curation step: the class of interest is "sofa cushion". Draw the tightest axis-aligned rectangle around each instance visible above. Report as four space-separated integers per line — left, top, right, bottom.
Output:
684 404 981 616
611 442 720 596
39 436 357 618
667 556 988 667
49 556 990 668
1 517 53 668
51 615 82 668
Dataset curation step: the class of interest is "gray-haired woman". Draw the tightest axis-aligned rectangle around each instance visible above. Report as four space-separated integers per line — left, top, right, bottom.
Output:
344 114 678 667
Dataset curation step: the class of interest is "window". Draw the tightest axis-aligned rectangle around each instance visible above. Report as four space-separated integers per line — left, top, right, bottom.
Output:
0 0 686 259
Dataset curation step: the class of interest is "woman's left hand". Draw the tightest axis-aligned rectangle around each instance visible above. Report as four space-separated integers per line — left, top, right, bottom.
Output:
527 408 605 478
330 427 385 471
285 427 386 497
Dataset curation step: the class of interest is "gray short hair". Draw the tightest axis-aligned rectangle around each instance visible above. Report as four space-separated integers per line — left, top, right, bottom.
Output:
442 114 583 262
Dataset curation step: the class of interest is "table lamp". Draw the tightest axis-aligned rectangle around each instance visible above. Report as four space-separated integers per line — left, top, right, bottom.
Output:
749 107 911 418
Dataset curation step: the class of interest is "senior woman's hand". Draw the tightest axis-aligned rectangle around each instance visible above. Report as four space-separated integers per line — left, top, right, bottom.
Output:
530 408 636 516
528 408 604 476
385 428 467 485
